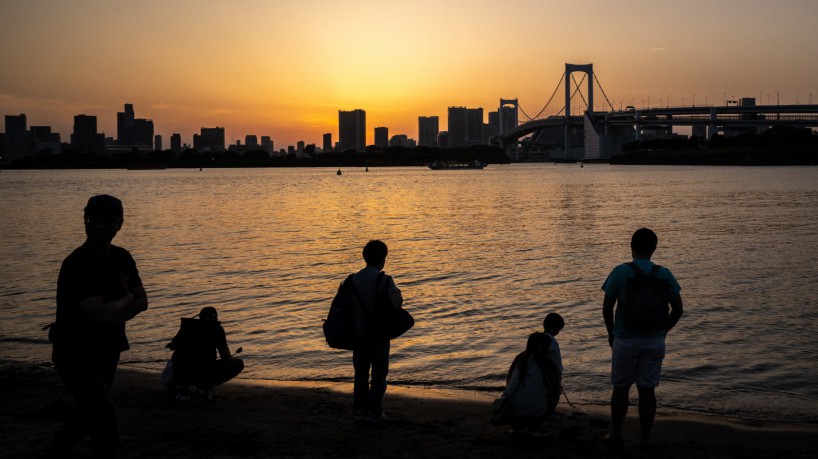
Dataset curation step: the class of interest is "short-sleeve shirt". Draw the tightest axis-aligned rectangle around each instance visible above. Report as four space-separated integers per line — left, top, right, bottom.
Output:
54 244 143 359
601 258 681 339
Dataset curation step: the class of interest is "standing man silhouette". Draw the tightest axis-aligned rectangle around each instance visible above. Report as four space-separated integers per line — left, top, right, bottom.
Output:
351 240 403 423
602 228 683 451
47 195 149 458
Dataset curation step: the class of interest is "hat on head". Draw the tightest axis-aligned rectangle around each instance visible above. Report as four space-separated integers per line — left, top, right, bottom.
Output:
199 307 218 321
84 194 123 218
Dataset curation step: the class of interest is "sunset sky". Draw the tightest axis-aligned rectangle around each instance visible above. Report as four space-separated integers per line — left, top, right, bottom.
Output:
2 0 817 148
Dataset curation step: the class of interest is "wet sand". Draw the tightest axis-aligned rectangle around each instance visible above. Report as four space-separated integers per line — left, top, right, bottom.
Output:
2 359 817 458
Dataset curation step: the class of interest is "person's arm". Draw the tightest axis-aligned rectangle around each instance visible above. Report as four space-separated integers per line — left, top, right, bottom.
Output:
216 326 231 360
603 294 617 347
386 276 403 309
79 285 148 323
666 294 684 333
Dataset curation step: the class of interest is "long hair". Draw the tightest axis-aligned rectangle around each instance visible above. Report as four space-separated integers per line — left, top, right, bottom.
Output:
506 332 552 385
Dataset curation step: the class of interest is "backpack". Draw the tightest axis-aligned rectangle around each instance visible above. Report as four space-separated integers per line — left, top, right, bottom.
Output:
363 272 414 343
621 262 670 331
322 274 357 350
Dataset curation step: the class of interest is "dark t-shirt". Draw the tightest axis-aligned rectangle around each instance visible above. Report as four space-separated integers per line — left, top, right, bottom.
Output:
53 244 143 360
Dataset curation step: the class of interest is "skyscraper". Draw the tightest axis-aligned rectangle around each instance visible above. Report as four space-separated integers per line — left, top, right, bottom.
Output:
466 108 484 146
72 114 104 155
171 133 182 153
117 104 135 145
374 127 388 148
323 133 332 152
154 135 162 151
447 107 467 148
4 114 27 160
193 127 225 152
338 109 366 152
418 116 439 148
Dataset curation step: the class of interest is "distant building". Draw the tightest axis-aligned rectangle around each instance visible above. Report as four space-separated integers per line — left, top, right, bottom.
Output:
418 116 439 148
297 140 305 153
389 134 416 148
466 108 484 146
117 104 134 145
154 135 162 151
438 131 449 149
4 114 28 160
30 126 62 154
193 127 225 152
71 114 104 155
323 133 332 152
374 127 388 148
261 136 274 155
447 107 467 148
339 109 366 152
171 133 182 153
117 104 154 147
245 135 258 147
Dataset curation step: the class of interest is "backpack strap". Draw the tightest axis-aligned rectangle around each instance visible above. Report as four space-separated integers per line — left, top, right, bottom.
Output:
649 265 662 276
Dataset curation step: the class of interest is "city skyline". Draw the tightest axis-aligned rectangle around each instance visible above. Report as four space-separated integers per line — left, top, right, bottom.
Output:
2 0 817 148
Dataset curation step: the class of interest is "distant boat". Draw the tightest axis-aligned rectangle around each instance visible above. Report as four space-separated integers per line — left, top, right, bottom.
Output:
426 160 487 170
336 166 342 175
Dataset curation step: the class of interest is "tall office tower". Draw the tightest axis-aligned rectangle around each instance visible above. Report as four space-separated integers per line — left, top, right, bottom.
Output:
133 118 154 146
171 133 182 153
4 114 28 160
193 127 225 151
322 133 332 152
466 108 484 146
297 140 305 153
338 109 366 152
154 135 162 151
261 136 274 154
418 116 439 148
72 114 104 155
117 103 135 145
488 111 500 138
374 127 388 148
447 107 467 148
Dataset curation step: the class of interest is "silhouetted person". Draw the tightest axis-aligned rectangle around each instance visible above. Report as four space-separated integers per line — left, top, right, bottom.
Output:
542 312 565 417
351 240 403 423
602 228 684 451
502 332 561 437
168 306 244 401
47 195 149 458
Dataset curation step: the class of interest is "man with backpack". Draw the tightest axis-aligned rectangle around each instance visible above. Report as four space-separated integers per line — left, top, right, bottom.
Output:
601 228 684 451
350 240 404 423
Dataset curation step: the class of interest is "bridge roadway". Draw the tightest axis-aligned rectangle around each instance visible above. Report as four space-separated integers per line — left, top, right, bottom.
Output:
499 104 818 145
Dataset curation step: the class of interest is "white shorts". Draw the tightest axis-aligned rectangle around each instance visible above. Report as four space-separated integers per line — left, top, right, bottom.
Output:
611 337 665 388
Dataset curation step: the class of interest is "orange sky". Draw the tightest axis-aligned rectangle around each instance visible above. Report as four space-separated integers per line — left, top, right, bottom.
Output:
2 0 817 148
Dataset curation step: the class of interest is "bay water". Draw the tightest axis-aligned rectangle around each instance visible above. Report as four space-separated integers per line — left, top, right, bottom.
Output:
1 164 817 423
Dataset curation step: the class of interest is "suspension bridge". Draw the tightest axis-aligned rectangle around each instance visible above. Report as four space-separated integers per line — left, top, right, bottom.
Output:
495 63 818 161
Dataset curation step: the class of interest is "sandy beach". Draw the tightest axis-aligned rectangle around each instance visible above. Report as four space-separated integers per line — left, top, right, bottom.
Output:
2 359 817 459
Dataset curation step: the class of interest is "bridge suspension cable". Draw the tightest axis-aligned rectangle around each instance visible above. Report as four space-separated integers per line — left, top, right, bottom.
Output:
593 73 616 112
519 71 565 121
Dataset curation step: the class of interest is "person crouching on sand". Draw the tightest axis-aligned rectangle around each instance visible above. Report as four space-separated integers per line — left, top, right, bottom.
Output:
502 332 562 437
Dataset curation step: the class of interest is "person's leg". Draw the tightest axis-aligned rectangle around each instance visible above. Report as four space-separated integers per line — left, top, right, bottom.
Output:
610 385 630 435
368 341 390 416
48 357 120 458
636 385 657 440
352 347 371 412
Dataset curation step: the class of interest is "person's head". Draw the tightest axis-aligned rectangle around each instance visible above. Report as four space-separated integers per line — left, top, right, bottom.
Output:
542 312 565 336
526 332 552 355
199 307 218 321
83 194 124 245
362 240 388 268
630 227 658 259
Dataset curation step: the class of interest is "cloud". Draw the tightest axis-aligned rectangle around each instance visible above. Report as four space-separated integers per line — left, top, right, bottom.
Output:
651 47 667 52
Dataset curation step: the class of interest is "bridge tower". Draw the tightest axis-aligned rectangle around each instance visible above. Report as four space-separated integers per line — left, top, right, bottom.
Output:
498 98 519 159
565 63 594 159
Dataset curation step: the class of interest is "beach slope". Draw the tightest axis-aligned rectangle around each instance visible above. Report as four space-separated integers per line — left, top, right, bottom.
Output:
2 360 817 458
